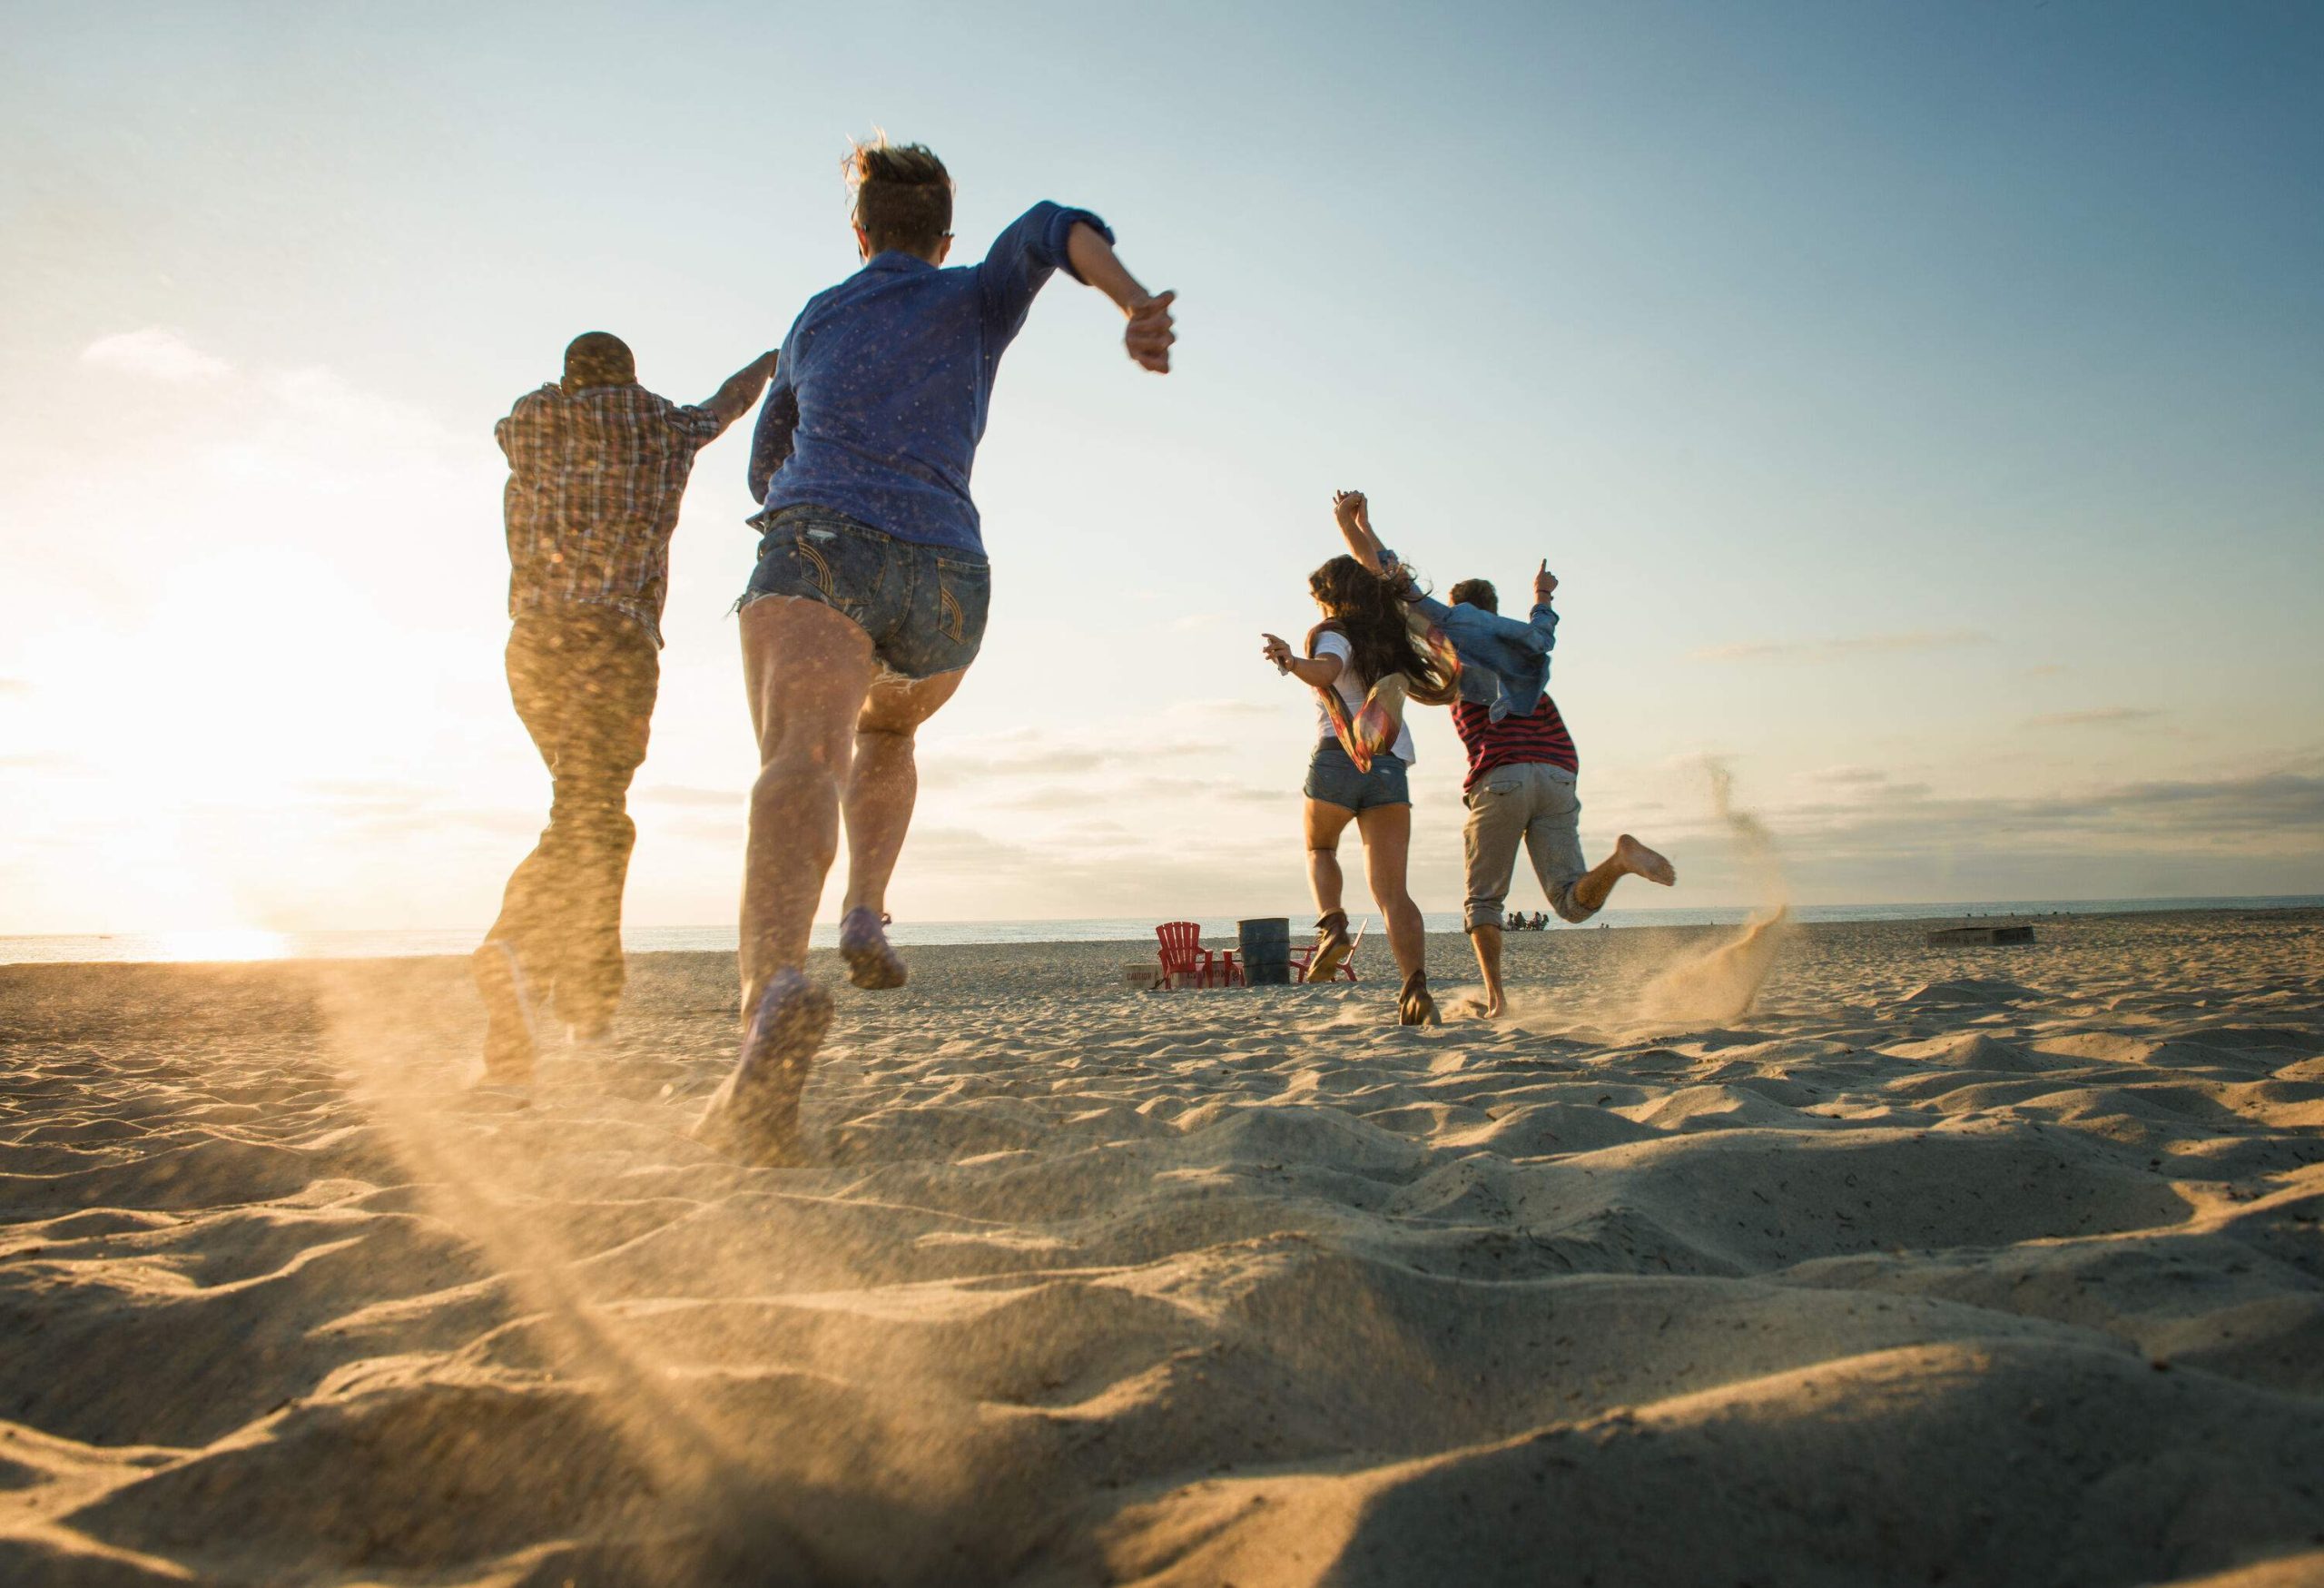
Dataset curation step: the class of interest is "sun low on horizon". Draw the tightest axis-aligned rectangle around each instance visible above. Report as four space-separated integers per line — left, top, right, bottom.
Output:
4 7 2324 1583
2 1 2319 944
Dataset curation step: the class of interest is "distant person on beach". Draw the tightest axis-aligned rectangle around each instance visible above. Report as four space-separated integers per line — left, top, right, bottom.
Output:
1262 554 1458 1024
1330 489 1676 1017
472 332 777 1083
693 138 1176 1163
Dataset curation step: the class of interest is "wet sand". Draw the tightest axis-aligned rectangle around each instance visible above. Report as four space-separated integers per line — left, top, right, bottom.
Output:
2 909 2320 1585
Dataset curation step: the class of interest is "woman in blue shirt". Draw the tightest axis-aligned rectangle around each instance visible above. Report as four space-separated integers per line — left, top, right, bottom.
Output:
695 139 1177 1166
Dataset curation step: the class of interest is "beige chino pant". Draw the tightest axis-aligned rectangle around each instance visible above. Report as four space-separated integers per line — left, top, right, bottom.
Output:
1461 761 1593 930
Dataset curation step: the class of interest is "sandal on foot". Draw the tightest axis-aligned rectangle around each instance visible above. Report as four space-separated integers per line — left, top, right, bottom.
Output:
692 969 833 1166
1305 911 1354 983
838 906 907 991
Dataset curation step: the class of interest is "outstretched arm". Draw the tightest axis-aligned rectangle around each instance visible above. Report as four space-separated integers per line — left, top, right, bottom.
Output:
1529 559 1561 655
1261 632 1344 688
745 360 800 506
1065 223 1176 373
700 350 780 430
1331 490 1391 576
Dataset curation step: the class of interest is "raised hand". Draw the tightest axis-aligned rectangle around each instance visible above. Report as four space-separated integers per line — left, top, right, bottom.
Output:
1124 291 1177 373
1333 489 1369 532
1534 558 1558 601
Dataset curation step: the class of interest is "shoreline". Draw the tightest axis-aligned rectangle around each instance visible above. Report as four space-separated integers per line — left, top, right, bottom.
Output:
5 898 2320 973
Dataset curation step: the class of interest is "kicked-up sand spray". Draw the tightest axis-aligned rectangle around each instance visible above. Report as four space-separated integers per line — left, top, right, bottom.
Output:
1635 763 1794 1027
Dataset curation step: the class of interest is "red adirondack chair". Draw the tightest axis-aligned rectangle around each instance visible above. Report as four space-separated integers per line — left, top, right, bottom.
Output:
1288 915 1364 983
1155 922 1240 989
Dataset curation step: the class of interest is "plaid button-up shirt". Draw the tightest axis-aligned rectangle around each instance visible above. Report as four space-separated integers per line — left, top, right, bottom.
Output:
497 381 731 646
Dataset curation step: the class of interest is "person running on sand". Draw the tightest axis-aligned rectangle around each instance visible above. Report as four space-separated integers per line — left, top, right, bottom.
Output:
694 138 1176 1164
1262 554 1458 1025
473 332 776 1085
1330 489 1676 1017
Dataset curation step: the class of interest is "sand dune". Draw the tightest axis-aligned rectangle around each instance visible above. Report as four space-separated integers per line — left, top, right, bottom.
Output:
2 909 2320 1584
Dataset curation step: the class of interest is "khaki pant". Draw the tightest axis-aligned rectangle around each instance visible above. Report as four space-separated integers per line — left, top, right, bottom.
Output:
486 607 658 1029
1461 761 1592 930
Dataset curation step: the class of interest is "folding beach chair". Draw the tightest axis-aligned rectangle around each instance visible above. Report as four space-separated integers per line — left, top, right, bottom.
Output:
1155 922 1237 989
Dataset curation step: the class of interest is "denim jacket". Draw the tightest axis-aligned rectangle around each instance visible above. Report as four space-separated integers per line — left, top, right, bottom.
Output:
1382 549 1558 720
1411 593 1558 720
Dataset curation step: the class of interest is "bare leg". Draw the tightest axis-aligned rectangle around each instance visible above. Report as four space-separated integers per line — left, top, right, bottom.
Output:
1354 803 1424 981
1568 833 1678 919
1358 803 1437 1023
841 669 968 919
1468 922 1506 1017
1303 798 1354 917
736 597 880 1014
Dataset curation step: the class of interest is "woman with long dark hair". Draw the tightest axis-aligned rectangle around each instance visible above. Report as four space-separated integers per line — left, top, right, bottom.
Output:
1261 552 1458 1023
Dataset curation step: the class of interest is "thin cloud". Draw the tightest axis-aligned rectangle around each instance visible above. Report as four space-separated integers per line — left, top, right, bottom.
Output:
664 814 746 843
1689 630 1988 664
348 804 540 839
921 733 1222 786
1164 697 1285 719
2022 707 2163 730
1679 768 2324 857
881 823 1310 912
80 328 233 383
304 776 428 799
990 774 1289 811
637 784 743 807
890 824 1041 873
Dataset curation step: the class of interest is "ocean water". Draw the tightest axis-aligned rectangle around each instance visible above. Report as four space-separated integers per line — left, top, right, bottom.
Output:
3 896 2319 967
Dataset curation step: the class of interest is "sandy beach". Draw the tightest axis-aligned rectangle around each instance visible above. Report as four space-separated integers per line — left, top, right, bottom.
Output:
2 908 2320 1585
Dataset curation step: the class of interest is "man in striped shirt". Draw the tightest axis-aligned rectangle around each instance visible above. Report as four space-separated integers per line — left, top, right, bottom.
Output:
473 331 775 1085
1450 565 1675 1016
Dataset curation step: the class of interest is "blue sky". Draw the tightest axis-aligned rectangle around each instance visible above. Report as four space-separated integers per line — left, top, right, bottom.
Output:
2 0 2319 933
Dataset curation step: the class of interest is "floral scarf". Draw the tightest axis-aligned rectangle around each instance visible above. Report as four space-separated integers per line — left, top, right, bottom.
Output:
1306 615 1462 774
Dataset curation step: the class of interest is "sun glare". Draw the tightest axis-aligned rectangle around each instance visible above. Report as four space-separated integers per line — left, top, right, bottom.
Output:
148 928 292 963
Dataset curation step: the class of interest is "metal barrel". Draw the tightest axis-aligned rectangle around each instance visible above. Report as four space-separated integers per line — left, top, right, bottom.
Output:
1238 917 1292 985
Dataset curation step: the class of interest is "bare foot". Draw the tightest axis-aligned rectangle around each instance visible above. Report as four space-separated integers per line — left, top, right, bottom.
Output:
1616 834 1677 887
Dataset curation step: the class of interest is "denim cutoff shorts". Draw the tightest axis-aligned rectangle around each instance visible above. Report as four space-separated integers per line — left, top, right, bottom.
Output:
1304 740 1411 811
741 506 991 679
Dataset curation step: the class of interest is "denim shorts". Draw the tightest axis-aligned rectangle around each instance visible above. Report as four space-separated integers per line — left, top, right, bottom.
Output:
1304 740 1411 811
741 506 991 679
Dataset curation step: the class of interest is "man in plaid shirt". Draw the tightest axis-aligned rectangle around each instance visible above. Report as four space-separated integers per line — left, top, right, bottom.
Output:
474 331 775 1085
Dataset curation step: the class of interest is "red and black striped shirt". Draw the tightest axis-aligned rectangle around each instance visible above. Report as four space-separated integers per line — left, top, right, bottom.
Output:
1451 695 1579 791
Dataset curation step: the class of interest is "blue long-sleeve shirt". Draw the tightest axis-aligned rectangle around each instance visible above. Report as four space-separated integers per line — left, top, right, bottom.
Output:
1408 590 1560 722
1376 547 1558 719
747 201 1111 555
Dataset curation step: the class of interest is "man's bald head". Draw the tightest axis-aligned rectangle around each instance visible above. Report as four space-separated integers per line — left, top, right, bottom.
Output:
562 331 635 391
